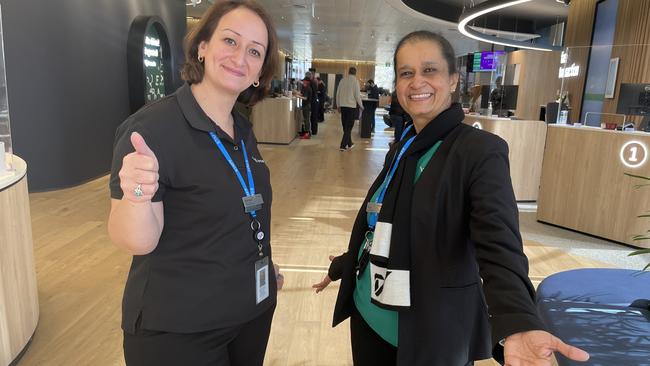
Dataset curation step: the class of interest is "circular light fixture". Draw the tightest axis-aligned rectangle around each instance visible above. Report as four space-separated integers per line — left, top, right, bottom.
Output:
458 0 562 52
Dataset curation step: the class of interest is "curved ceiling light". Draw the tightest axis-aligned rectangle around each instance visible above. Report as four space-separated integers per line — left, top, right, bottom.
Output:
458 0 562 52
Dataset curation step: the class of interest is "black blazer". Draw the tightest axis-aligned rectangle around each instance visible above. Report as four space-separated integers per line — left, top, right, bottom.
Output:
329 122 546 365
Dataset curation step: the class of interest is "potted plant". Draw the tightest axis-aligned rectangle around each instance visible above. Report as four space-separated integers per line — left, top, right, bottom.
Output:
626 172 650 270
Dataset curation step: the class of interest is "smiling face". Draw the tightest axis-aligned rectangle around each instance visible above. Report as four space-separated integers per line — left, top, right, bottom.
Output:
197 7 268 97
394 39 459 130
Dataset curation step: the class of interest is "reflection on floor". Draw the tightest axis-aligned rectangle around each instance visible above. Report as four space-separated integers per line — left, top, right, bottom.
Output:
20 111 644 365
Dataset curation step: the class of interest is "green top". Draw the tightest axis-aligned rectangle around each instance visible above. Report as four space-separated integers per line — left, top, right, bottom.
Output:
353 141 442 346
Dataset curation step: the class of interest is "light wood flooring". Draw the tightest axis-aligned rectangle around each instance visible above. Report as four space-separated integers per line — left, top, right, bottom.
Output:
19 112 610 365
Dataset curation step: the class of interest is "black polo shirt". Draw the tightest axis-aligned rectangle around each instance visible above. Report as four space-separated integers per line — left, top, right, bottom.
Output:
110 83 275 334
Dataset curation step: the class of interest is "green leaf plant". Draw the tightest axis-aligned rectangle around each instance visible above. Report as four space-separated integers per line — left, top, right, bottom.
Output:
625 173 650 270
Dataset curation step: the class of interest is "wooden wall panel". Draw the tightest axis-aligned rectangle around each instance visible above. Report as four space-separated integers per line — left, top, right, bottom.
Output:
564 0 650 124
563 0 597 122
310 60 375 84
508 50 562 121
603 0 650 127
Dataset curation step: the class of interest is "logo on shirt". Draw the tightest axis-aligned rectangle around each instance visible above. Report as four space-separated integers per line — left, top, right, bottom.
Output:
252 156 265 163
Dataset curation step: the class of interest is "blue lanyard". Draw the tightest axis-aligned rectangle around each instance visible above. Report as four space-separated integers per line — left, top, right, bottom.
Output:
399 124 413 141
208 132 258 217
367 134 416 229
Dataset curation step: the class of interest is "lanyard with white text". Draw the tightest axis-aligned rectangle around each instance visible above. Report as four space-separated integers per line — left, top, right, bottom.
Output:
209 132 266 256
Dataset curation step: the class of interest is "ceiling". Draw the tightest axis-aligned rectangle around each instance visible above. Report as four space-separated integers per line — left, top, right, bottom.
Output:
185 0 567 63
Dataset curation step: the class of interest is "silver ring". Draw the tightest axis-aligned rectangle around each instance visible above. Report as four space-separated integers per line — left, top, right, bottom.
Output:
134 184 143 197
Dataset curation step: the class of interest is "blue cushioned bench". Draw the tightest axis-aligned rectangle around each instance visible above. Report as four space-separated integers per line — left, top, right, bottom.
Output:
536 268 650 366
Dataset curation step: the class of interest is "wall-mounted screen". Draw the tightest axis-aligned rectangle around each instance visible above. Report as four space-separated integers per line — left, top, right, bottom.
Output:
468 51 505 72
127 16 172 113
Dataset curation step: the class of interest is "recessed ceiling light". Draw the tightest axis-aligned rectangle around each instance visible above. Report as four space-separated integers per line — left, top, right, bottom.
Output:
292 4 306 9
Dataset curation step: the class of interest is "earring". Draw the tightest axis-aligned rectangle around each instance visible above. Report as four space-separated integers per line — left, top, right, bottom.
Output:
253 80 260 88
198 55 204 63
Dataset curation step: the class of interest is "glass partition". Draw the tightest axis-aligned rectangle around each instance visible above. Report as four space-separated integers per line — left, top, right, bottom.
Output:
557 43 650 129
0 4 14 176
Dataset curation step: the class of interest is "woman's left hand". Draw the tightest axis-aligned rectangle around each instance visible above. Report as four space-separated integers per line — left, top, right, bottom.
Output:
274 263 284 290
503 330 589 366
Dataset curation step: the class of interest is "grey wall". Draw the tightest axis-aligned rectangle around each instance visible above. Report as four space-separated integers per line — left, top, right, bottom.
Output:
0 0 186 191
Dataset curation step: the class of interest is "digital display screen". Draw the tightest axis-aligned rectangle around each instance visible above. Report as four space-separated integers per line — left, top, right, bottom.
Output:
144 25 166 103
471 51 505 72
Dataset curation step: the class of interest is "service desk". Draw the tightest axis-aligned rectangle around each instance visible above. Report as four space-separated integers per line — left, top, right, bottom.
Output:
462 115 547 201
0 155 39 365
250 97 300 144
537 125 650 248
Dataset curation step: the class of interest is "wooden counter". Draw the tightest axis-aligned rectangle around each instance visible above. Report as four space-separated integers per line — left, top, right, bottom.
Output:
250 97 300 144
0 155 39 365
462 115 547 201
537 125 650 248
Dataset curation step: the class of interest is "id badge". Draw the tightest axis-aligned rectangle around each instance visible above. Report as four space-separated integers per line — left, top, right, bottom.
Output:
366 201 382 214
242 194 264 213
255 256 269 304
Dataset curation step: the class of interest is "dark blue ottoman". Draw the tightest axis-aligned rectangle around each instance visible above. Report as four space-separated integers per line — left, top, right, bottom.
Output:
536 269 650 366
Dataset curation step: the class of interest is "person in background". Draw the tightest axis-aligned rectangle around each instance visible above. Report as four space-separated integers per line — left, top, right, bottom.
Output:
489 76 504 113
336 67 364 151
313 30 590 366
108 1 281 365
300 75 313 139
309 69 320 135
317 76 326 122
389 90 410 143
365 79 380 133
469 84 482 113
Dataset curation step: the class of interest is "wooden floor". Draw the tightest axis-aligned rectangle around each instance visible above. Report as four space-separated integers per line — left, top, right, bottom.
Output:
19 112 610 365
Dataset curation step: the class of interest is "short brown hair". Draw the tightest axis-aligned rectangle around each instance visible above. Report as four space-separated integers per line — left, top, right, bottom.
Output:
181 0 279 106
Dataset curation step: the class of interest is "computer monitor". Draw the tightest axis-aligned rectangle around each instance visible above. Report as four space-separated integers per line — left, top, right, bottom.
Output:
480 85 519 113
616 83 650 131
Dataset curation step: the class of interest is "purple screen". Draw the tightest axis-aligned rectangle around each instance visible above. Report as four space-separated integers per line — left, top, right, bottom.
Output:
479 51 504 71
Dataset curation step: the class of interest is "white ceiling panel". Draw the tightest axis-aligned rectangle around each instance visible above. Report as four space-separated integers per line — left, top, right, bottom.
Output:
186 0 479 63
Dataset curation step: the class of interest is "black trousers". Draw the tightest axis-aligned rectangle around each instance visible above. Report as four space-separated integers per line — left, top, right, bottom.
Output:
340 107 356 149
123 306 275 366
310 100 319 135
391 115 405 142
367 101 378 132
350 305 397 366
350 305 475 366
318 94 326 121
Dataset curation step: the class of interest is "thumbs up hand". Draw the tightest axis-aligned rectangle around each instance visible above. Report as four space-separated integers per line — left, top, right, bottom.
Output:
119 132 160 202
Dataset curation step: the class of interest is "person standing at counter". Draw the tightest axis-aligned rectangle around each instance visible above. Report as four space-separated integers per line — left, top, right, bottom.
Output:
300 76 313 139
469 84 482 113
336 67 364 151
317 76 326 122
308 69 320 135
313 31 590 366
388 90 410 143
366 80 380 133
108 1 280 365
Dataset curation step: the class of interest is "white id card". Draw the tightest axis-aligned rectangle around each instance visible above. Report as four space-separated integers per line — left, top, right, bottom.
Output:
255 256 269 304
